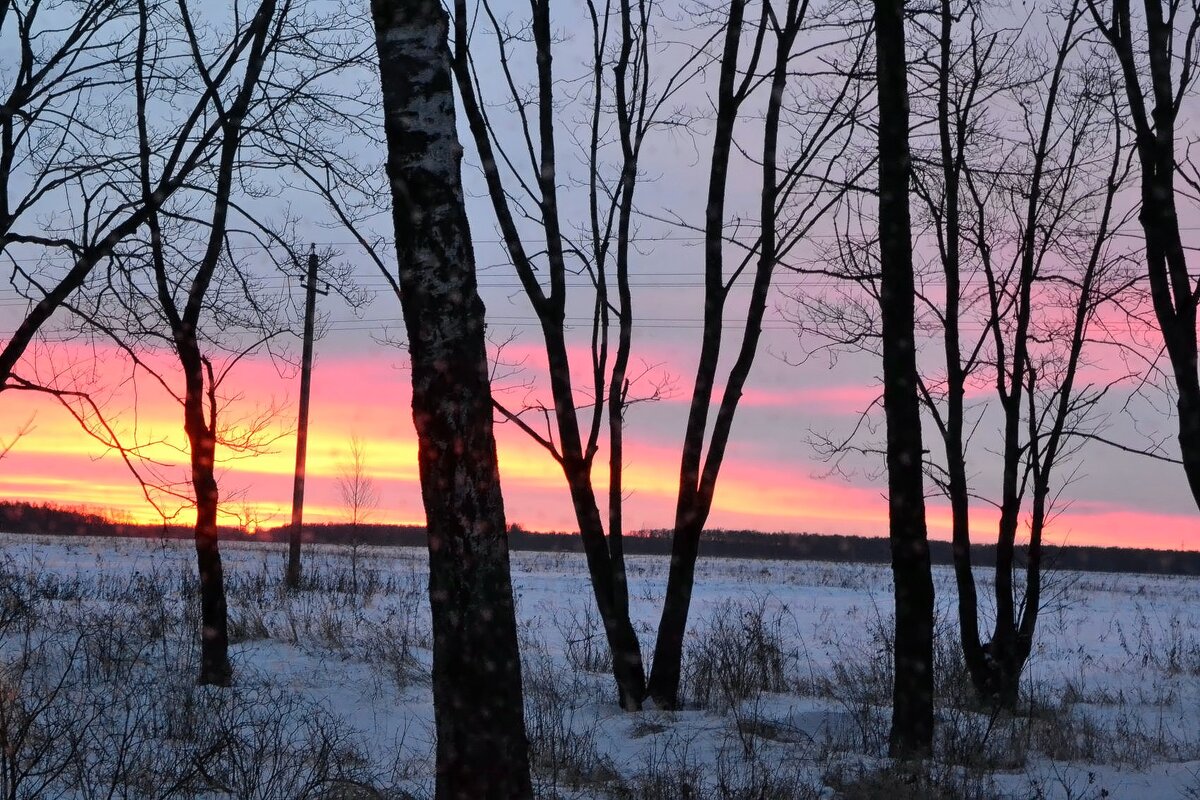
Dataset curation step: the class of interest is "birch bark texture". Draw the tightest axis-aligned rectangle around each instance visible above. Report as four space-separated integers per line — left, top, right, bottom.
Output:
369 1 533 797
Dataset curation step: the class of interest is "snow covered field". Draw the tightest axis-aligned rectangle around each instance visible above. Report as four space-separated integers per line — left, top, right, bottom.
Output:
0 531 1198 799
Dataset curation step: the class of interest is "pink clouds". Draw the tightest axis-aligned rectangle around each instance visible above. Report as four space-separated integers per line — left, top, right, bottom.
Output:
0 339 1195 550
737 383 883 413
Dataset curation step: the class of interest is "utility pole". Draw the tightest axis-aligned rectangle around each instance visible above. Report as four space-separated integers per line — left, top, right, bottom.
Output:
286 244 325 589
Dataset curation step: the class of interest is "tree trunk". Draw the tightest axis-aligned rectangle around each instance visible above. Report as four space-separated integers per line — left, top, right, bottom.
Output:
648 0 751 710
193 456 231 687
648 516 703 708
371 2 533 797
930 0 991 707
650 0 805 710
646 0 739 693
1142 167 1200 508
179 342 231 687
561 462 647 710
874 0 935 759
1178 374 1200 506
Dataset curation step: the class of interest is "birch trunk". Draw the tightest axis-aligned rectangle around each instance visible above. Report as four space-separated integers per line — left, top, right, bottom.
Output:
370 2 533 796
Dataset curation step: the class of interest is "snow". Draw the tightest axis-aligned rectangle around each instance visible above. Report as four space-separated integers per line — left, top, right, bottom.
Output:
0 531 1198 798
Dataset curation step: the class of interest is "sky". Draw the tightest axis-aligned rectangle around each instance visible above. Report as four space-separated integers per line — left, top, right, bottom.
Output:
1 0 1197 551
1 282 1196 550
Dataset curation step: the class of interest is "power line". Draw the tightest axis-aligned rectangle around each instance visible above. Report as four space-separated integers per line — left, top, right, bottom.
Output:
1 225 1191 260
0 271 1172 298
1 311 1168 340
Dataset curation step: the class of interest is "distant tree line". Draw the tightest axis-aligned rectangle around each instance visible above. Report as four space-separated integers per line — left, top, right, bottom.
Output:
4 502 1197 578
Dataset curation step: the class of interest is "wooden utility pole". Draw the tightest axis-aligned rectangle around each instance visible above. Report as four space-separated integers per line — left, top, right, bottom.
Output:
286 245 323 589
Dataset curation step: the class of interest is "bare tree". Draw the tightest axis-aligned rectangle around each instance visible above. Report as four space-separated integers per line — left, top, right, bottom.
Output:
0 0 277 399
789 0 1138 735
338 433 380 527
128 0 289 687
1084 0 1200 508
909 0 1136 708
873 0 935 758
338 432 380 595
647 0 869 708
371 0 533 796
446 0 690 709
37 0 332 687
447 0 865 711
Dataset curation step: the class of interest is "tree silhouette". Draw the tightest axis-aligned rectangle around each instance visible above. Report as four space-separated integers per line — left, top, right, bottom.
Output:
338 433 380 527
1085 0 1200 510
873 0 936 759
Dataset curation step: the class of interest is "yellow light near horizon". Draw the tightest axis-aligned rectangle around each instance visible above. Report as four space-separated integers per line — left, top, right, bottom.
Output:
2 344 1197 550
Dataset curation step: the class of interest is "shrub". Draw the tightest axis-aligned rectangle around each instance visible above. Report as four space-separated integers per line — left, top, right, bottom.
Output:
683 597 795 710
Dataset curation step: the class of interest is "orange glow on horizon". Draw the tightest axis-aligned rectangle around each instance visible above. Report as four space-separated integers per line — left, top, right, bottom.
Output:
1 342 1196 551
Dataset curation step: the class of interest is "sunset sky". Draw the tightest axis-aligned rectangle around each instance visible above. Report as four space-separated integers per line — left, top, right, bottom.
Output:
1 1 1198 552
2 163 1198 552
1 278 1197 551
